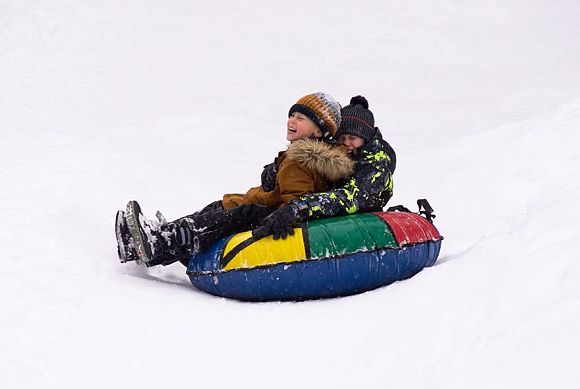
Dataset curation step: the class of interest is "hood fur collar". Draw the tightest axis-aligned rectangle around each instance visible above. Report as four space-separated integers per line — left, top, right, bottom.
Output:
285 138 354 182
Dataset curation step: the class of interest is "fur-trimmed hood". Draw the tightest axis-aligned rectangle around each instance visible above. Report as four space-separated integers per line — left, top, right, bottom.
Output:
285 138 355 182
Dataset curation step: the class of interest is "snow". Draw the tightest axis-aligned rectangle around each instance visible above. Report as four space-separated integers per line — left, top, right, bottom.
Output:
1 1 580 388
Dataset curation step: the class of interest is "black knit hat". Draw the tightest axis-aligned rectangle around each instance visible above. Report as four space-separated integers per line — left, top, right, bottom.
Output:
335 95 376 143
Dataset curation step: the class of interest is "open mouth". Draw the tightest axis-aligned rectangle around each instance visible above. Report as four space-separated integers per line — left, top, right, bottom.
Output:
288 127 297 134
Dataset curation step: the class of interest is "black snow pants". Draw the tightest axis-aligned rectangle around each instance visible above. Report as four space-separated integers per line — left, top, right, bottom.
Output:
162 203 276 267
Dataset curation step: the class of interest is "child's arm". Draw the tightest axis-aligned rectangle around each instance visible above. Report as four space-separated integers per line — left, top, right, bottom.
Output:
221 156 316 209
291 139 394 220
277 159 317 205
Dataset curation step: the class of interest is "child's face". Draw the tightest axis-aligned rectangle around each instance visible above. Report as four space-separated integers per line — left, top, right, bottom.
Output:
287 112 322 142
337 134 365 155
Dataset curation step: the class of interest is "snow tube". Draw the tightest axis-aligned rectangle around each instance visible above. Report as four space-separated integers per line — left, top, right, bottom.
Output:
186 212 442 301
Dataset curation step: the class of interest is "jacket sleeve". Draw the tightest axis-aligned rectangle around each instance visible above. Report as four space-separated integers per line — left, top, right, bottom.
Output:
290 145 393 221
222 156 317 209
277 159 317 205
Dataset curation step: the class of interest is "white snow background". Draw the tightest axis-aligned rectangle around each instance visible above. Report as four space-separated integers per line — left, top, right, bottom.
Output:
2 1 580 388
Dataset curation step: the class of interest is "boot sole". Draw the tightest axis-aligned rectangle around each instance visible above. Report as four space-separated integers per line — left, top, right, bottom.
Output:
115 210 128 262
125 201 152 264
115 210 138 263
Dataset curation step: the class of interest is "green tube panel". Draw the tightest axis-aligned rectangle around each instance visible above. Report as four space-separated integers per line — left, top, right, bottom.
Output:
306 213 397 259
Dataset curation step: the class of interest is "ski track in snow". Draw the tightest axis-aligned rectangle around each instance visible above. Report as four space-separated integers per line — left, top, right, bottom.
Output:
1 1 580 388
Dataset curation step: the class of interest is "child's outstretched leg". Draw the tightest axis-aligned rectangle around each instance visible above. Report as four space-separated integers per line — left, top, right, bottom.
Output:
122 201 274 267
173 203 275 254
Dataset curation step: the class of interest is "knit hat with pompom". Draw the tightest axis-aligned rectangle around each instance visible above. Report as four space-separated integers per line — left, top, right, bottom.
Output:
335 95 376 143
288 92 342 139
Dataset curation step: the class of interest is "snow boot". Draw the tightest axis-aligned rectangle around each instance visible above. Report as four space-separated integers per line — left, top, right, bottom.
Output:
115 210 137 263
125 200 189 267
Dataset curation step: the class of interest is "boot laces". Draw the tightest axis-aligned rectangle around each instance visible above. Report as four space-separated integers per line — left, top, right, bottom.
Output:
143 211 176 250
155 210 168 227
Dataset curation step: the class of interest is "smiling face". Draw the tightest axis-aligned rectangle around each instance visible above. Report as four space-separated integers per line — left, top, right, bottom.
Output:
337 134 366 155
286 112 322 142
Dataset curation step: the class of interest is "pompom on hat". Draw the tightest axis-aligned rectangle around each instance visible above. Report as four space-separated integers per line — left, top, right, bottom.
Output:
335 95 376 143
288 92 342 139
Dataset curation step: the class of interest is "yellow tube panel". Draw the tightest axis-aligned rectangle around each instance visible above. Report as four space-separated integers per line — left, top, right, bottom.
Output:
222 229 307 271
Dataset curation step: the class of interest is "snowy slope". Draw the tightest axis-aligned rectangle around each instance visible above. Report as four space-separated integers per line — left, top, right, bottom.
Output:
1 1 580 388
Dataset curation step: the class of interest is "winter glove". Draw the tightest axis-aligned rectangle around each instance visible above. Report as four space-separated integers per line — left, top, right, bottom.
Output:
252 205 298 240
260 161 278 192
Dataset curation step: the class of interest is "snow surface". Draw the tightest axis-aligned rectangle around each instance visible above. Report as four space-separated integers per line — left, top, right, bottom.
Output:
2 1 580 388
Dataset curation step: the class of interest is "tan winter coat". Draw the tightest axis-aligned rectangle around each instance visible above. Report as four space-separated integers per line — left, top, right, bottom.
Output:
222 139 355 209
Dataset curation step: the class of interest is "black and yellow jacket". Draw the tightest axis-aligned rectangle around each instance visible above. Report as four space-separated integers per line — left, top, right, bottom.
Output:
291 129 396 220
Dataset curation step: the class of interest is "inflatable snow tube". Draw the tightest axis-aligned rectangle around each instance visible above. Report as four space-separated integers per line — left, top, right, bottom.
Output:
186 212 442 301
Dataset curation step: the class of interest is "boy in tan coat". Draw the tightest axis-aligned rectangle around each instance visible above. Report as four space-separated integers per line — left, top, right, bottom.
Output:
116 92 354 267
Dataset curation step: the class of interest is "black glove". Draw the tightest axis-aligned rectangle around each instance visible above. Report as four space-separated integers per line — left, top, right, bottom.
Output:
252 205 297 240
260 161 278 192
